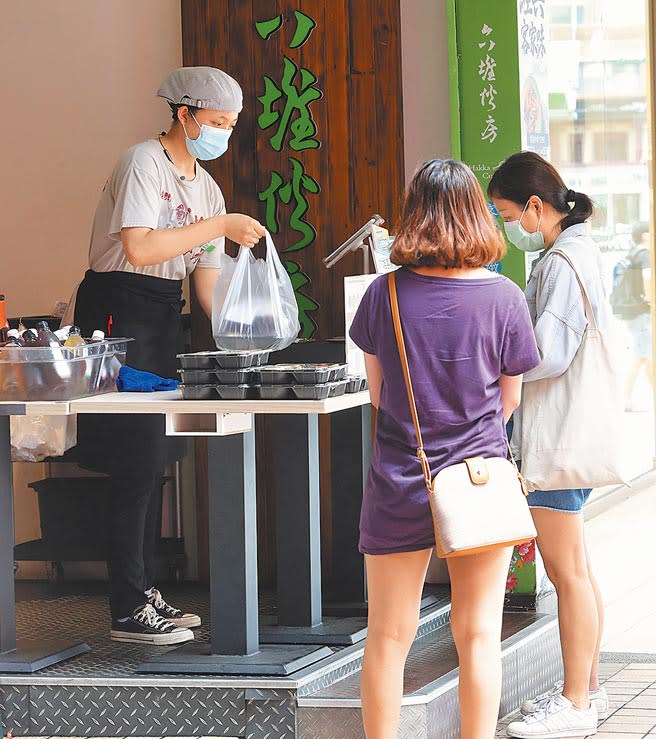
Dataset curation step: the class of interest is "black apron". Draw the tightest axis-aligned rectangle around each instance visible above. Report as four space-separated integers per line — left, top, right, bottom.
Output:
74 270 185 475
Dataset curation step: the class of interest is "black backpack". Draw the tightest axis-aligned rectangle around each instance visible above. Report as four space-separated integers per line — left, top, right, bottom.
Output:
610 246 649 318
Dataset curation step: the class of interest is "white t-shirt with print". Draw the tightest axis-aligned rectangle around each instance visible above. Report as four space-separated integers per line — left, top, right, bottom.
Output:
87 139 225 279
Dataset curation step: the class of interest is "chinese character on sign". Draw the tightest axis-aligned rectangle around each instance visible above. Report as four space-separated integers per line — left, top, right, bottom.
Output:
478 55 497 81
481 115 499 144
519 0 545 19
480 84 498 111
285 260 319 337
478 24 499 143
258 57 322 152
255 10 322 337
258 157 320 252
520 20 546 58
256 10 316 48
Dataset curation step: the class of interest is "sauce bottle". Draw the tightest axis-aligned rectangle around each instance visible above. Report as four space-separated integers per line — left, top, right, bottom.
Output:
35 320 63 347
64 326 86 347
22 329 38 345
0 295 9 343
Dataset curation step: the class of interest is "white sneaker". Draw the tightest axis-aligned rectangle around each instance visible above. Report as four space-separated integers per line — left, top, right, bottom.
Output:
522 682 608 721
147 588 202 629
507 694 598 738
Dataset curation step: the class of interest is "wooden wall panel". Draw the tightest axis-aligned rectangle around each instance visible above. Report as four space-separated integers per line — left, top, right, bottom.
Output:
182 0 405 340
183 0 404 586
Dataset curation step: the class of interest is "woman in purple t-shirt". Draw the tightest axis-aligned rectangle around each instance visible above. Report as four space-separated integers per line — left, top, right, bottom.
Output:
350 159 540 739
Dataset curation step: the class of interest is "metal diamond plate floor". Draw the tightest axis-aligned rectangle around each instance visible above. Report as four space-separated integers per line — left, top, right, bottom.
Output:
0 585 562 738
13 585 276 680
11 584 450 682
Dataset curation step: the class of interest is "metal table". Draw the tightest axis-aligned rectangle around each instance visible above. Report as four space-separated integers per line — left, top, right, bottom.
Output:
0 389 371 675
0 401 91 672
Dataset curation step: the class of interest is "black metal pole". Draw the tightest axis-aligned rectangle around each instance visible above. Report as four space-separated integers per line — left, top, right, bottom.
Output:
207 428 259 655
0 414 17 654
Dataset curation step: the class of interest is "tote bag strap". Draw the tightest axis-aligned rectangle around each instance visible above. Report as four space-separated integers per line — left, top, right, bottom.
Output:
388 271 433 492
549 249 598 330
388 271 525 492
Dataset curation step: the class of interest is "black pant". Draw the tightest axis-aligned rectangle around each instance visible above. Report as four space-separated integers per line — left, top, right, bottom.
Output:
73 270 184 621
108 474 164 619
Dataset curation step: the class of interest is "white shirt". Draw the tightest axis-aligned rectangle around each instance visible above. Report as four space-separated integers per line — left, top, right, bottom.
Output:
87 139 225 280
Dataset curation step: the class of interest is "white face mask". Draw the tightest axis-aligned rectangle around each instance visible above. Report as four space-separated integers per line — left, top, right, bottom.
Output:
182 113 232 160
504 200 545 252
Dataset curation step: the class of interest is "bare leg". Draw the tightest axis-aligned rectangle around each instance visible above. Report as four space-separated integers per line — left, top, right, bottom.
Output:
361 549 433 739
531 509 598 709
447 546 514 739
584 537 604 692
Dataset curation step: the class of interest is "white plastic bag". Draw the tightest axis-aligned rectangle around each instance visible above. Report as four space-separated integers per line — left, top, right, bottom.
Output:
10 415 77 462
212 231 300 351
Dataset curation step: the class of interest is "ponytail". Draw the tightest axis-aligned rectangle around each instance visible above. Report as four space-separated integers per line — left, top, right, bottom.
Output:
489 151 594 234
560 188 594 231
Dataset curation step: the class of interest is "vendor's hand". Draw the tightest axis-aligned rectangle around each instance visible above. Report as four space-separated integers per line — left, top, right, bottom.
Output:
222 213 266 247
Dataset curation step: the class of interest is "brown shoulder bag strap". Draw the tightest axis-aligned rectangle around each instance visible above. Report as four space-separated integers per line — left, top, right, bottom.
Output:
388 271 526 495
388 271 433 492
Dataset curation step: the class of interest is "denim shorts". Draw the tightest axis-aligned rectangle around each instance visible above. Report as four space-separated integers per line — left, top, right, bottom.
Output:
526 487 592 513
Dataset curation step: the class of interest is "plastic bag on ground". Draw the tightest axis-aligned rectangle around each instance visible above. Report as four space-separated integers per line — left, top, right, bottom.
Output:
212 231 300 352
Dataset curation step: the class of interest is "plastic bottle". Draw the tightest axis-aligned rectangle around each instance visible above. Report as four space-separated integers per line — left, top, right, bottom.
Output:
22 329 38 345
5 329 25 347
64 326 86 347
55 325 72 342
35 320 63 347
0 295 9 343
89 330 105 343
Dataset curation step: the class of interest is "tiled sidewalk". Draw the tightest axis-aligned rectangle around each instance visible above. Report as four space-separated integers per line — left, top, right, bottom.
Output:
497 663 656 737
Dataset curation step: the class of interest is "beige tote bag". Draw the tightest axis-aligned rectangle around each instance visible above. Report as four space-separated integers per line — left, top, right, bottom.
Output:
519 249 627 492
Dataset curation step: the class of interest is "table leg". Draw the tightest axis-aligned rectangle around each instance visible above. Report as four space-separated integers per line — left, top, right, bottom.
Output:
0 415 90 672
274 414 321 628
260 408 372 646
323 404 437 617
329 404 371 603
139 427 331 675
208 429 259 654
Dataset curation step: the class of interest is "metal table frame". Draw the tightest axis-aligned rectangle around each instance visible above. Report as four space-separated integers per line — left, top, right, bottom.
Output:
0 407 91 672
0 389 371 675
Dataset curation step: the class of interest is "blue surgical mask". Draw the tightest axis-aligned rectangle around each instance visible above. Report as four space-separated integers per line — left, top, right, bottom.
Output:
504 200 545 252
183 113 232 160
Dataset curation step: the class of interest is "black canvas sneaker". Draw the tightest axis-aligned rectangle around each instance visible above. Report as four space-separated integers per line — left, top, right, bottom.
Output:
147 588 202 628
110 603 194 645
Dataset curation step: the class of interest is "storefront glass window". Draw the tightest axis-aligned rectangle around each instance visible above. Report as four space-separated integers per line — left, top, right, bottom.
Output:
548 0 653 479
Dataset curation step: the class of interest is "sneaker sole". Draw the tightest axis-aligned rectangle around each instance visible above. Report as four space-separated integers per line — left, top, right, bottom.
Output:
522 702 607 721
507 726 597 739
507 727 597 738
110 629 194 645
169 615 202 629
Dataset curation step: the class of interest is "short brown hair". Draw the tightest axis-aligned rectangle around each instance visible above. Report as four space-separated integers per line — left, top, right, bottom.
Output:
391 159 506 268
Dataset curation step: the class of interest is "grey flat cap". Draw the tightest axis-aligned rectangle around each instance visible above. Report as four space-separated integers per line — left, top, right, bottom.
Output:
157 66 243 112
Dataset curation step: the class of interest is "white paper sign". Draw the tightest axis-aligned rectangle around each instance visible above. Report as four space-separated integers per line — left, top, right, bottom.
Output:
344 274 379 377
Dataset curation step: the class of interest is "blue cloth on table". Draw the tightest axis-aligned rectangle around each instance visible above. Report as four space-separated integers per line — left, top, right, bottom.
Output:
117 365 179 392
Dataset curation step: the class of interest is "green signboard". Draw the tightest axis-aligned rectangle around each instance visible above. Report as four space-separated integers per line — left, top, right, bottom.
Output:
448 0 549 599
448 0 525 285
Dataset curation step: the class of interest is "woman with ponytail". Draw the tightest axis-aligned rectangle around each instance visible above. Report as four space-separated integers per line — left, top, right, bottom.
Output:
488 151 608 738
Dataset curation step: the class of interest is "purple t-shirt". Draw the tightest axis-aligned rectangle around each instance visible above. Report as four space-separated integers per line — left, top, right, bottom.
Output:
349 268 540 554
